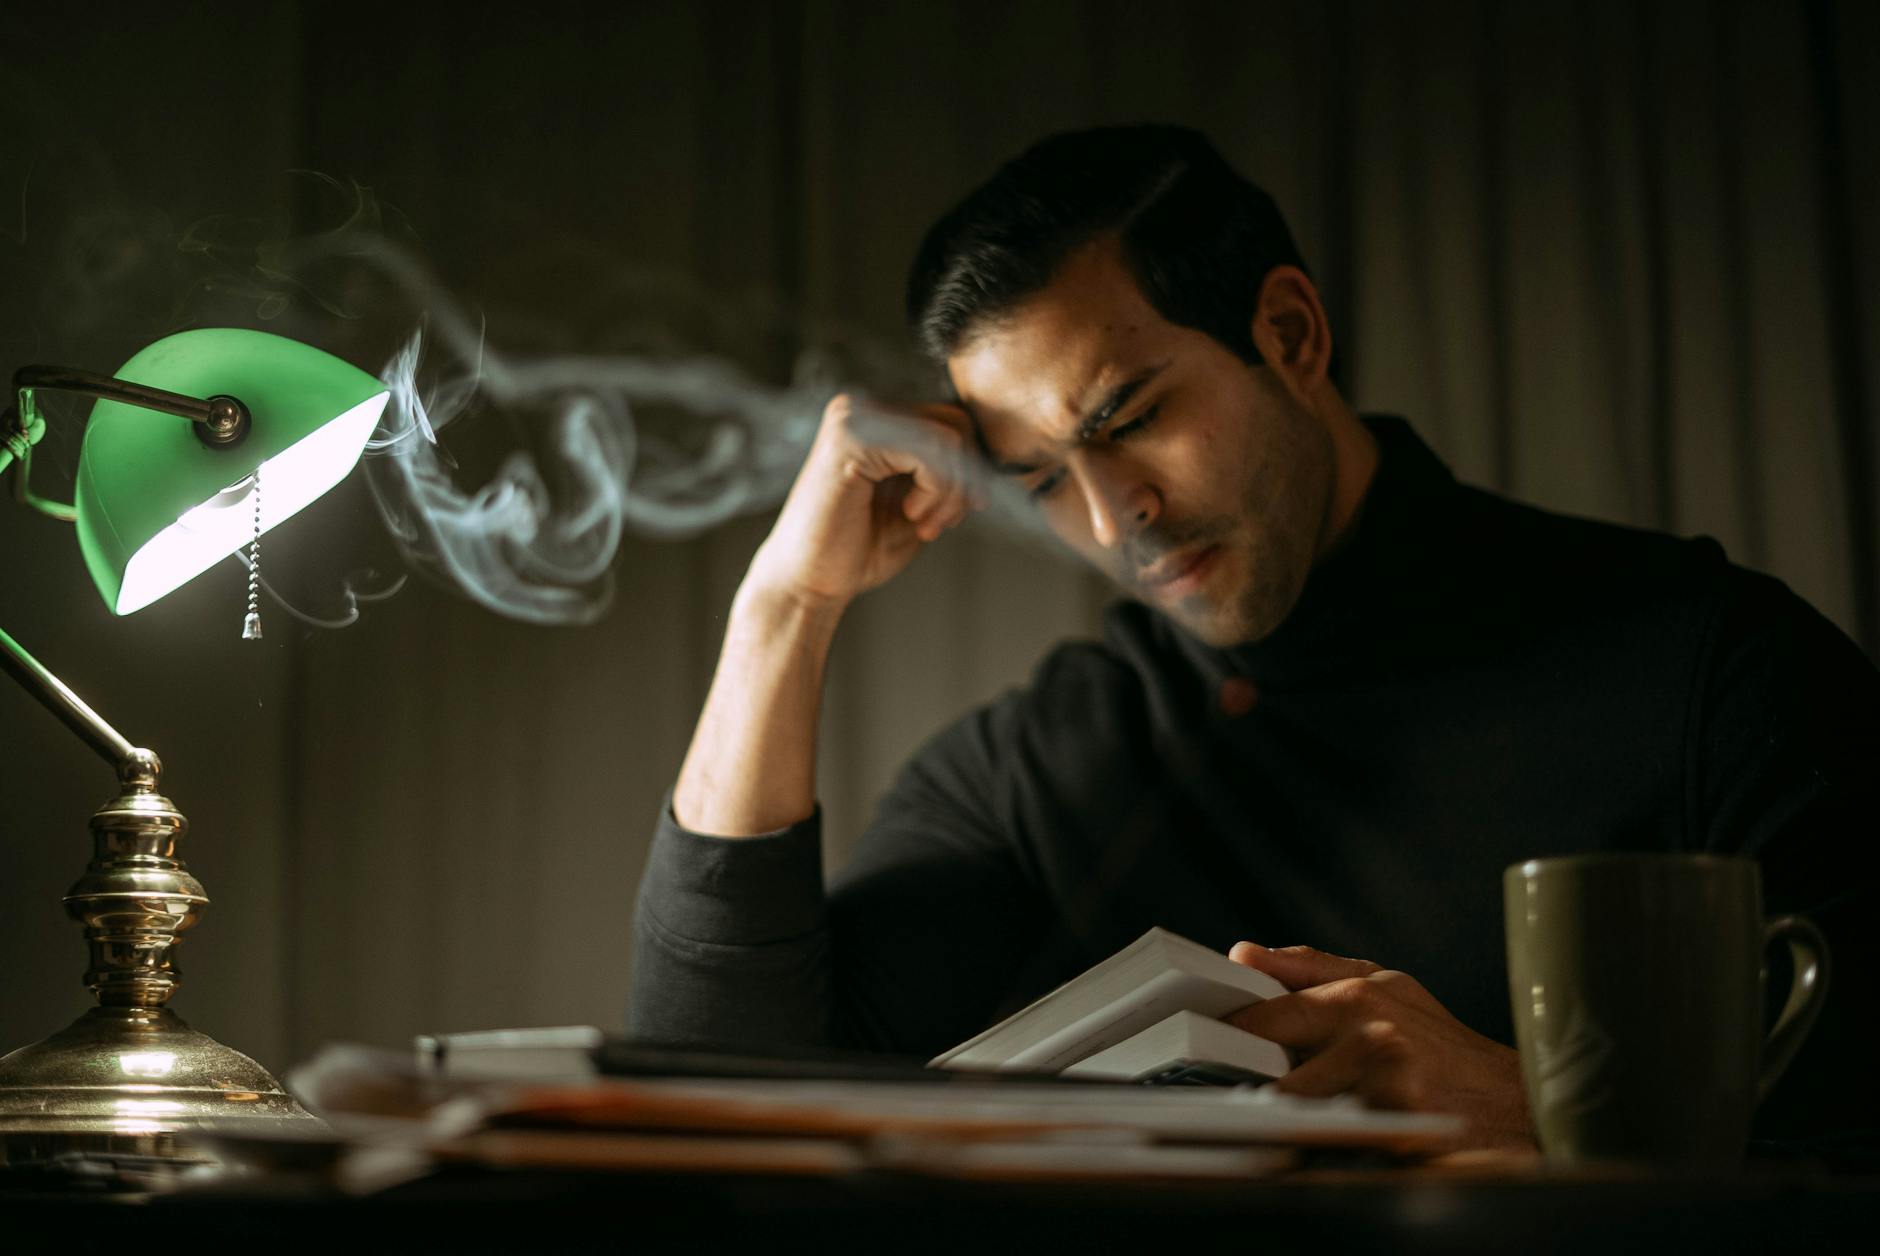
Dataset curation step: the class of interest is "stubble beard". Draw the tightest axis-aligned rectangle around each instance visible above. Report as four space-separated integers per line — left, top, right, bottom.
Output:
1186 405 1335 648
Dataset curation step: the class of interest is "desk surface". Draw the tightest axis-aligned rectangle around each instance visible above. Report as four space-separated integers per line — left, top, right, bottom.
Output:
11 1164 1879 1255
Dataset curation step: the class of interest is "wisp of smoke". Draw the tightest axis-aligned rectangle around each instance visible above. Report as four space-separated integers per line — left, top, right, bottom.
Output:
339 231 1051 629
360 244 1040 626
367 325 814 624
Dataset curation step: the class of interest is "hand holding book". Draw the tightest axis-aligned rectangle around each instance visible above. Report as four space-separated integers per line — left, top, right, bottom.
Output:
930 929 1533 1153
1223 941 1535 1150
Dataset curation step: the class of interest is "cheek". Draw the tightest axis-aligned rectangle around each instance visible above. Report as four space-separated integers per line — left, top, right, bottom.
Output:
1036 488 1081 535
1166 429 1245 519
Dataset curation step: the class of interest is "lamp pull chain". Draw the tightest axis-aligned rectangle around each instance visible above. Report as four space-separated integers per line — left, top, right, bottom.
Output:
242 471 263 640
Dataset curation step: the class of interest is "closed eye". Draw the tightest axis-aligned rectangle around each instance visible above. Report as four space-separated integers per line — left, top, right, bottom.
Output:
1026 402 1160 502
1110 403 1159 441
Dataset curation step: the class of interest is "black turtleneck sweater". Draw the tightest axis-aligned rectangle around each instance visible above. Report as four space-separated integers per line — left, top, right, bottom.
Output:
629 417 1879 1148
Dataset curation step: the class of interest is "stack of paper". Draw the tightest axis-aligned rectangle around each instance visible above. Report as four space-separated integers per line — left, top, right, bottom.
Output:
258 1042 1461 1189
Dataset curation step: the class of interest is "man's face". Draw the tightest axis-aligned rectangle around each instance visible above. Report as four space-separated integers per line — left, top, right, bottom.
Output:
948 239 1336 647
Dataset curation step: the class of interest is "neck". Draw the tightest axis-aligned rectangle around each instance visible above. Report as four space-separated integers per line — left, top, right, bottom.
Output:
1313 393 1380 561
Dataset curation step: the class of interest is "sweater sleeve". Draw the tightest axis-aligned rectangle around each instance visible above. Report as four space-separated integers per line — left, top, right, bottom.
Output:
1692 568 1880 1155
627 693 1050 1058
626 800 832 1048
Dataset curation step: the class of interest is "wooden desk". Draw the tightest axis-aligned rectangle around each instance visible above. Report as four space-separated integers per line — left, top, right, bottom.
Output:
9 1163 1877 1255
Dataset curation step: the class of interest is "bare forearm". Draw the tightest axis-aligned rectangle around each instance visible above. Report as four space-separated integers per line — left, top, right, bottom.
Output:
672 582 844 836
670 394 974 836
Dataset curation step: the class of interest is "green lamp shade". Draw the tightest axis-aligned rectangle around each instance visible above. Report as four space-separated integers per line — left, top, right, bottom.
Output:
74 328 390 615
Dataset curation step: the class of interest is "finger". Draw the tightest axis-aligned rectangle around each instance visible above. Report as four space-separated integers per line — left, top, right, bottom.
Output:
1277 1021 1425 1110
900 473 943 526
913 498 970 541
1351 1040 1425 1111
1229 941 1382 991
906 457 972 539
1335 1022 1424 1110
911 404 989 510
1225 977 1375 1050
905 476 967 541
1270 1020 1397 1099
820 392 856 431
898 460 956 525
887 429 966 522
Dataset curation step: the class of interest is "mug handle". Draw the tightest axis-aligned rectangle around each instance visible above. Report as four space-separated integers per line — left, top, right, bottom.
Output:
1758 915 1831 1104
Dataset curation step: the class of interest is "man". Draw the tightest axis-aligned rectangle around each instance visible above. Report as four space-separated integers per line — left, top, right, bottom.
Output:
629 126 1877 1153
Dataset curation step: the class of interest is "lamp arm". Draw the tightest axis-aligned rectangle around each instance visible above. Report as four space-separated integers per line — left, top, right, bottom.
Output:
7 363 253 455
0 622 142 773
14 365 221 426
2 363 256 523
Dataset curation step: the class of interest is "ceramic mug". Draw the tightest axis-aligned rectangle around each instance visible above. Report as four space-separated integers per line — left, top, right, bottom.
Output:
1503 853 1829 1166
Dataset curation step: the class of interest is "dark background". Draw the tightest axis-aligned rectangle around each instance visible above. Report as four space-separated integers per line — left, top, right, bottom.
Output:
1 0 1874 1076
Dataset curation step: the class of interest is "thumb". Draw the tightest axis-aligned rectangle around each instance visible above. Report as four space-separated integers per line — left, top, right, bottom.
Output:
1229 941 1381 991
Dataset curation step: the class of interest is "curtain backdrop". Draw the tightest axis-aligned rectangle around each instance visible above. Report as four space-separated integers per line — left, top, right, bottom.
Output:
1 0 1873 1071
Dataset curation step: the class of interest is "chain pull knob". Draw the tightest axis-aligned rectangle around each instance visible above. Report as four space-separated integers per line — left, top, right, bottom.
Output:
242 471 263 640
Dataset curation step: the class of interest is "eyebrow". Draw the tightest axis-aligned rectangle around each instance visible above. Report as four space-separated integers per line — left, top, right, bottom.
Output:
989 361 1170 476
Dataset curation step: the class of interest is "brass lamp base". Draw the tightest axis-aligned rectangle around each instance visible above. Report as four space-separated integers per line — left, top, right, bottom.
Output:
0 1006 316 1167
0 629 326 1174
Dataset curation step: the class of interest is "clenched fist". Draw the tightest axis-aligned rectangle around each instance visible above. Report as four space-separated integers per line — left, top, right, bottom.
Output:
745 393 979 612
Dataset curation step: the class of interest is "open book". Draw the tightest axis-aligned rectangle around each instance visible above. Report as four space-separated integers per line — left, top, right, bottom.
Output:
930 927 1293 1084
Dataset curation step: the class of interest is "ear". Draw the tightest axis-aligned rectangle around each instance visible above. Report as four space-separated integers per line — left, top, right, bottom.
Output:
1248 266 1334 403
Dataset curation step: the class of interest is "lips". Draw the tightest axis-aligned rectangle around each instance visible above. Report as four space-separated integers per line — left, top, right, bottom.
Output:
1138 544 1219 592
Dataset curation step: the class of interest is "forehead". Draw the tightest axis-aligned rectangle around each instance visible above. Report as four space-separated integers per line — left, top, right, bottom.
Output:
947 240 1178 451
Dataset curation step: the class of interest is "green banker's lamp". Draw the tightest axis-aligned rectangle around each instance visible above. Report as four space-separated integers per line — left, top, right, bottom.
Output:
0 327 387 1165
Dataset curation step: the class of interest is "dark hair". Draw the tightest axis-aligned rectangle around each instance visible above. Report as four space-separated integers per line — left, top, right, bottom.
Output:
906 125 1316 372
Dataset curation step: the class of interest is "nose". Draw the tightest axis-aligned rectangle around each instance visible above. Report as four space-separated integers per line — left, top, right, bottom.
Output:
1077 455 1160 550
